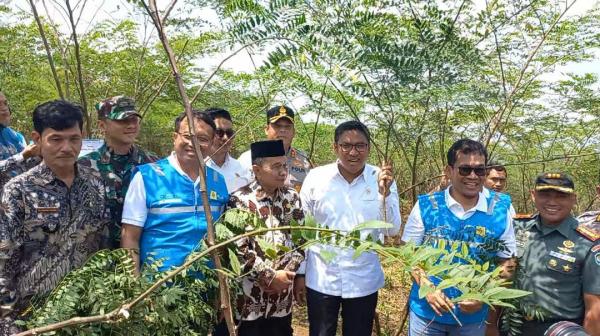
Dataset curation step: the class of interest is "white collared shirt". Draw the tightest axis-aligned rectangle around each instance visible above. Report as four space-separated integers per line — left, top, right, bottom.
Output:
401 187 516 258
206 154 250 193
122 152 201 227
299 162 402 298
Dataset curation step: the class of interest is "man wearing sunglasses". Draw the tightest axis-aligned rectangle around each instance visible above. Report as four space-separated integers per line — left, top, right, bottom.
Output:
402 139 516 336
205 107 250 193
79 96 159 248
238 105 312 192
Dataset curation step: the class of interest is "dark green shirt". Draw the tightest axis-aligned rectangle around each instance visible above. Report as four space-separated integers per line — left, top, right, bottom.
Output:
514 215 600 320
78 143 159 247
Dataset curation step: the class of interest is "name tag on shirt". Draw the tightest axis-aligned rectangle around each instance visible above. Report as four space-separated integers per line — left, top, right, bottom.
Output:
35 206 59 213
549 250 576 263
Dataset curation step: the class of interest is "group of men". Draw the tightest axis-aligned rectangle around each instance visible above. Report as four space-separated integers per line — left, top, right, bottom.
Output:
0 91 599 336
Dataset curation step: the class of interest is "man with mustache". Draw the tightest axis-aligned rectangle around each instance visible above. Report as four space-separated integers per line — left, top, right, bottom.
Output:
79 96 158 248
402 139 516 336
0 100 109 335
238 105 312 192
0 91 40 194
507 174 600 335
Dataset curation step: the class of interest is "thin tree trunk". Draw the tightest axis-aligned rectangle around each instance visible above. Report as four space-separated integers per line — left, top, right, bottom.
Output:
29 0 64 99
143 1 237 335
65 0 90 135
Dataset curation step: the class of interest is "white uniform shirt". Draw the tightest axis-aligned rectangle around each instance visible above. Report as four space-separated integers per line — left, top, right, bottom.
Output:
122 153 201 227
299 162 402 298
206 154 250 193
401 187 516 258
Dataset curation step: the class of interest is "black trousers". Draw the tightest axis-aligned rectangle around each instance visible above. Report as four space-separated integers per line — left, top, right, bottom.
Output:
306 287 378 336
213 314 293 336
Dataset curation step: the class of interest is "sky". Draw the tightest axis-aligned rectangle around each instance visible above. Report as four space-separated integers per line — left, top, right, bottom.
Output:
6 0 600 111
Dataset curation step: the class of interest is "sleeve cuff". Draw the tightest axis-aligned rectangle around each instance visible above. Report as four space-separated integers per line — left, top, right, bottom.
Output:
121 219 145 227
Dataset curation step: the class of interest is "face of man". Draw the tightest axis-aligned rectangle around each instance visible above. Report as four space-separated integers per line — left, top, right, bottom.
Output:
446 151 486 199
32 124 82 171
173 117 214 166
253 156 288 191
485 168 507 193
0 93 10 126
212 117 234 157
99 115 140 147
265 118 294 151
531 189 576 226
334 129 370 177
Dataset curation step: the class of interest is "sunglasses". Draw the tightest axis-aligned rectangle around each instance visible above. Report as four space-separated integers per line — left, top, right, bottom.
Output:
215 128 235 138
455 165 486 177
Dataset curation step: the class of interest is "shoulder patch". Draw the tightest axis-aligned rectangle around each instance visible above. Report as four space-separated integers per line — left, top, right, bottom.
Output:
513 213 534 220
576 224 600 242
591 245 600 253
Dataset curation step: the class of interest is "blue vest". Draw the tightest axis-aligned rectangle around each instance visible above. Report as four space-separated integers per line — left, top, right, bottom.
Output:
0 126 25 176
409 190 510 325
135 158 228 272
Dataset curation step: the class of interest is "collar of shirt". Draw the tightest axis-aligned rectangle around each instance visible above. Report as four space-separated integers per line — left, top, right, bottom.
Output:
333 160 368 185
37 161 83 186
535 215 577 237
206 153 233 168
167 152 200 184
248 180 286 202
99 142 139 164
444 186 488 218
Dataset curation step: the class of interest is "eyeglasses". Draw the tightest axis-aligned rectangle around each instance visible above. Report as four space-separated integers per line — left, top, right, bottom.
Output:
455 165 486 177
215 128 235 138
177 132 211 144
337 142 368 153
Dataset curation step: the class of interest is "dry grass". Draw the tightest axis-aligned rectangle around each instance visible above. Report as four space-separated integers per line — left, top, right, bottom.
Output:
291 262 412 336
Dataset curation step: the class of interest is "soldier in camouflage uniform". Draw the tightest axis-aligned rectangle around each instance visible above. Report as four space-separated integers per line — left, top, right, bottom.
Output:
0 100 109 335
79 96 158 248
239 105 312 192
0 91 41 195
215 140 305 336
509 173 600 336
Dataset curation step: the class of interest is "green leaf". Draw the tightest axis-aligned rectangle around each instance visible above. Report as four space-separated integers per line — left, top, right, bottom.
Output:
418 283 434 299
488 288 531 300
319 249 337 264
350 220 393 232
227 248 241 276
353 242 372 259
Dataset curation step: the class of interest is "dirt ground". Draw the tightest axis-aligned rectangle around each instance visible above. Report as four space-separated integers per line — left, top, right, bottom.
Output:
291 264 411 336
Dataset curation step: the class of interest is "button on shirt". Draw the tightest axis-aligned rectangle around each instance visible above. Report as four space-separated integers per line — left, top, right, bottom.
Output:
206 154 251 193
299 162 402 298
402 187 516 258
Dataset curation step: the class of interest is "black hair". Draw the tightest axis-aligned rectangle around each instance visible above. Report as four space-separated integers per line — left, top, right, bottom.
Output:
486 160 506 174
33 100 84 134
446 139 488 167
334 120 371 143
174 109 217 133
205 107 232 122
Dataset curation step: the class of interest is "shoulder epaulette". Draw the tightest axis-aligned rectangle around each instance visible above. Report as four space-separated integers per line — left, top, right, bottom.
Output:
513 213 535 220
576 221 600 242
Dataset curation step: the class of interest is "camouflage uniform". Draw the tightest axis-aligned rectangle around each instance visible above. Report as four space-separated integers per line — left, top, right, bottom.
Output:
0 163 109 335
238 147 312 192
226 181 305 321
79 143 158 247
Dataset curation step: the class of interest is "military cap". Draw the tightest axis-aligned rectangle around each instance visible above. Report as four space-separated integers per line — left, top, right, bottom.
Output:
267 105 294 124
251 139 286 162
534 172 575 194
96 96 141 120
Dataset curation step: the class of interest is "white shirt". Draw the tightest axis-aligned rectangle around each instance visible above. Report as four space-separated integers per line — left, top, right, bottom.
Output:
122 153 201 227
401 187 516 258
238 149 253 180
299 162 402 298
206 154 250 193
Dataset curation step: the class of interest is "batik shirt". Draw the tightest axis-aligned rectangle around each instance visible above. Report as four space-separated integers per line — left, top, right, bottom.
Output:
0 163 109 334
0 125 39 195
226 181 305 321
78 143 158 247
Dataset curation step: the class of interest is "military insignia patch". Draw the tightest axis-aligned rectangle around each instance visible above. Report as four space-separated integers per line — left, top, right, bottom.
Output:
549 250 576 263
591 245 600 253
576 225 600 242
595 253 600 266
549 259 558 267
562 264 571 272
563 240 575 249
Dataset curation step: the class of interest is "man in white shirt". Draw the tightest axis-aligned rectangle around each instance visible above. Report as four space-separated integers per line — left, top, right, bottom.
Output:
296 120 401 336
401 139 516 336
205 107 250 193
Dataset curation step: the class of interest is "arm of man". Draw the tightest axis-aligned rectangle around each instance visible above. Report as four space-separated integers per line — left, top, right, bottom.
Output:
120 172 147 274
0 180 25 324
583 293 600 335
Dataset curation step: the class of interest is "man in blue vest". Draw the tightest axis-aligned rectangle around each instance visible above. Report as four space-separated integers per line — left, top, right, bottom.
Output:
401 139 517 336
120 110 228 273
0 91 40 194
